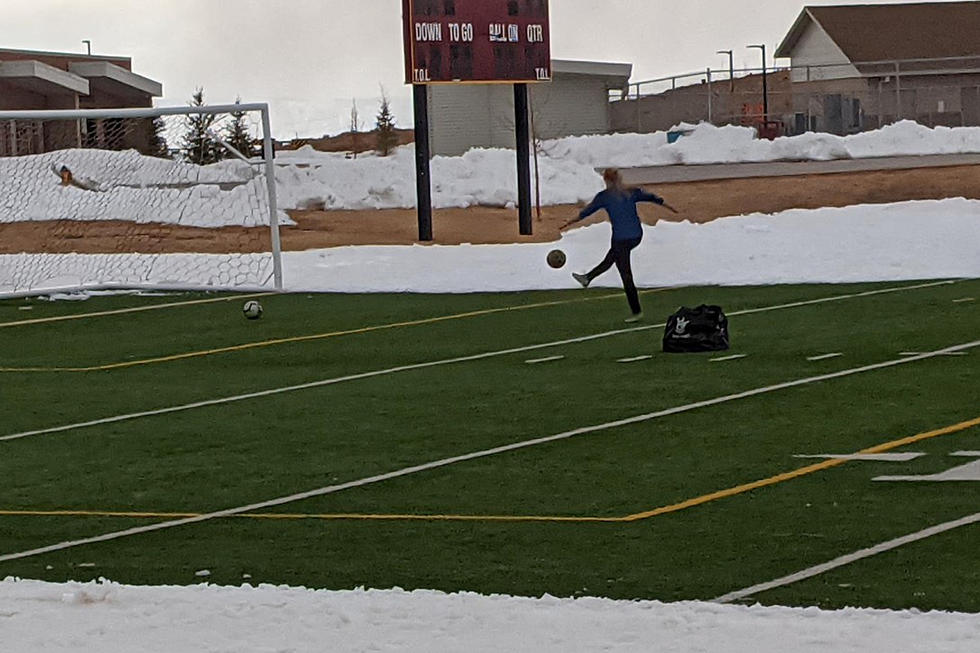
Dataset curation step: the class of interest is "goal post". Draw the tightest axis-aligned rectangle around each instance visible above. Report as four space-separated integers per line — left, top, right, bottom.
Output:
0 103 284 298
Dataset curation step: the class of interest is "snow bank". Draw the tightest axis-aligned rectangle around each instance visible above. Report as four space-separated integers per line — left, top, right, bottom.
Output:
0 149 290 227
274 121 980 212
2 199 976 296
4 121 976 228
2 578 977 653
277 199 980 293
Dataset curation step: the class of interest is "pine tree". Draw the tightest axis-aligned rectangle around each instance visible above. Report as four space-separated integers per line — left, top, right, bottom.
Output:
145 116 170 159
181 88 221 165
375 89 398 157
222 98 261 159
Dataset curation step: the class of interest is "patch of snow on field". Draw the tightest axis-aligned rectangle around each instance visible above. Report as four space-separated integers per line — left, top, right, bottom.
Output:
1 579 978 653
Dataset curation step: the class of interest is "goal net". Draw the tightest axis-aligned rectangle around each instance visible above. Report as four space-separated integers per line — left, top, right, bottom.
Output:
0 103 284 298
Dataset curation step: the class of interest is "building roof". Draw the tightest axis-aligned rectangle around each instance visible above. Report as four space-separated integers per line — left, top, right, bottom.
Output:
775 2 980 61
0 47 133 70
552 59 633 80
0 47 161 101
69 61 162 98
0 59 89 96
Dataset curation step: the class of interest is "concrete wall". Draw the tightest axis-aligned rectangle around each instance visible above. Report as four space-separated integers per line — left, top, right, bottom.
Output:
529 74 614 140
428 72 619 156
428 84 509 156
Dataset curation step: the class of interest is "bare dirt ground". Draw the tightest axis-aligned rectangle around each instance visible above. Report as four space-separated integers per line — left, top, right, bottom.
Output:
2 164 978 254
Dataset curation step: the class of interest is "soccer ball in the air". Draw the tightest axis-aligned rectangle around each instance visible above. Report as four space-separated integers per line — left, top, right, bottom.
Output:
547 249 566 269
242 300 263 320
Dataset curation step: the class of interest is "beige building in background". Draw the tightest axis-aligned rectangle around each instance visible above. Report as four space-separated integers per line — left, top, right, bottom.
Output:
427 59 632 156
775 2 980 133
611 1 980 136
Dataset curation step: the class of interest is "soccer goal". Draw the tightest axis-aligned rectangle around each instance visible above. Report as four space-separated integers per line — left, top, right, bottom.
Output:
0 103 284 298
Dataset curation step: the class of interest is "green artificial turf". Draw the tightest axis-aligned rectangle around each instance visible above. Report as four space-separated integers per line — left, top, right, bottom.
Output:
0 279 977 611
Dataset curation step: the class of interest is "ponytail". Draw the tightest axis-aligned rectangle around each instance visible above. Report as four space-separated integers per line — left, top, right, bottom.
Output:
602 167 634 196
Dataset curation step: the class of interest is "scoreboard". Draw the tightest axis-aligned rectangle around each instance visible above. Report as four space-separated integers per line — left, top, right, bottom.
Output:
402 0 551 84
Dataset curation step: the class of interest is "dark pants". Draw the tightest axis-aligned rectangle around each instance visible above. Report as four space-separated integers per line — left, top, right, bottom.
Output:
585 237 642 314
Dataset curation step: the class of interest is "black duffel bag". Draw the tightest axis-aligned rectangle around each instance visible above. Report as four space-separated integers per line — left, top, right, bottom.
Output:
663 305 730 353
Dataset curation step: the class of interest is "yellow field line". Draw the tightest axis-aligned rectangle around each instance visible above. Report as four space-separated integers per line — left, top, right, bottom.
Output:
0 292 275 328
621 415 980 521
0 289 661 373
4 417 975 524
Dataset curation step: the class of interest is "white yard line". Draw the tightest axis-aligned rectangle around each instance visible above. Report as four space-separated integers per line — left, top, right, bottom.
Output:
713 511 980 604
726 280 962 317
1 339 978 564
711 354 747 362
793 453 924 462
953 297 975 303
0 292 274 329
525 355 565 365
807 353 843 361
617 355 652 363
0 280 965 445
0 329 646 443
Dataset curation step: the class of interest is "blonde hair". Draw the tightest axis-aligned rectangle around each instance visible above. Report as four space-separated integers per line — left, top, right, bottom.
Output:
602 168 627 194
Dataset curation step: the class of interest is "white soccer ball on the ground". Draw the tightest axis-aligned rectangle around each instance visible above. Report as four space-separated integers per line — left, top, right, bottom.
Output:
242 300 263 320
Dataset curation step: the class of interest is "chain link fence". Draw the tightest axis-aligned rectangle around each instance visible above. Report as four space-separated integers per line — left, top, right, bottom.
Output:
610 57 980 137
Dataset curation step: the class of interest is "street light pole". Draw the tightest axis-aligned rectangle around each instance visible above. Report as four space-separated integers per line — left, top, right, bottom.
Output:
82 40 91 56
748 44 768 123
716 50 734 92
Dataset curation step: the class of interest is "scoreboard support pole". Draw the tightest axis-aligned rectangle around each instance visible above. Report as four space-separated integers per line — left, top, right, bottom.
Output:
514 83 533 236
413 84 434 242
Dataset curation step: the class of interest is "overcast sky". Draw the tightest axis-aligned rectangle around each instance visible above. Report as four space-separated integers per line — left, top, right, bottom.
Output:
2 0 963 137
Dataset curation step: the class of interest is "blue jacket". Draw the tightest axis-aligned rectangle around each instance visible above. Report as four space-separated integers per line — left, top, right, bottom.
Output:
578 188 664 241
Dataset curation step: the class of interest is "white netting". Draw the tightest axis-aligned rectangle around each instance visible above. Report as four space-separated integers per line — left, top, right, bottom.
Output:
0 106 285 296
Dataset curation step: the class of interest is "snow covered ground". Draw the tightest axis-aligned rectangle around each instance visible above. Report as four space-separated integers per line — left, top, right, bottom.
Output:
275 120 980 211
279 199 980 293
2 579 978 653
2 198 977 296
1 121 978 649
3 120 980 225
0 149 290 228
2 120 980 296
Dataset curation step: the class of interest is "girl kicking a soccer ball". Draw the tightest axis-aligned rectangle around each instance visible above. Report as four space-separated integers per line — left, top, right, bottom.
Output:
560 168 678 322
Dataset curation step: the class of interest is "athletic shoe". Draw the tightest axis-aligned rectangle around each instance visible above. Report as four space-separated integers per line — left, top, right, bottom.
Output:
624 312 644 323
572 272 590 288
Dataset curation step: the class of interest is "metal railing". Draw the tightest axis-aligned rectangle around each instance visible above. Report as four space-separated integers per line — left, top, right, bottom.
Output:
609 56 980 136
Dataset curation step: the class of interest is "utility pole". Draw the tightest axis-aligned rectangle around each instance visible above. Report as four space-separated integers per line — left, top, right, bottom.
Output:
717 50 734 92
748 44 768 122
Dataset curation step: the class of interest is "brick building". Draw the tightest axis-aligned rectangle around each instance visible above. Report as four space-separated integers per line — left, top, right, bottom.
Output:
0 47 162 155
